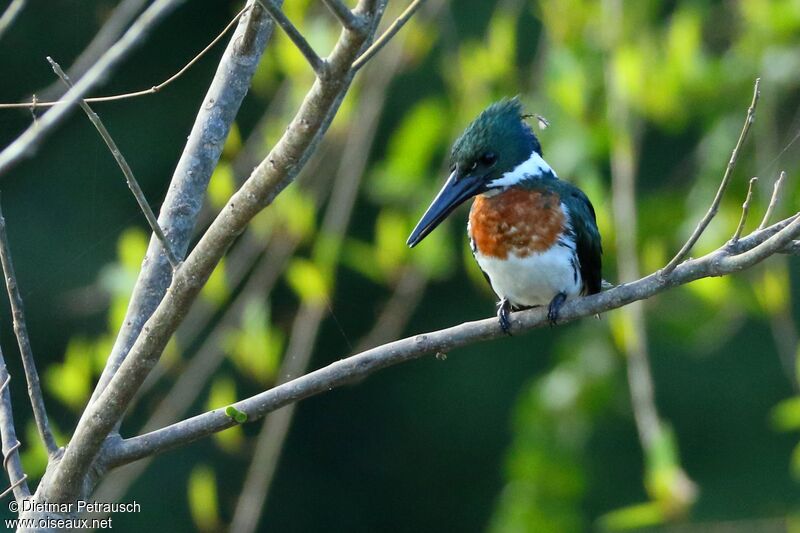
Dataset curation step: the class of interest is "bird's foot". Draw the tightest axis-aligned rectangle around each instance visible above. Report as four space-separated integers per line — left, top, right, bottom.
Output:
497 298 512 335
547 292 567 326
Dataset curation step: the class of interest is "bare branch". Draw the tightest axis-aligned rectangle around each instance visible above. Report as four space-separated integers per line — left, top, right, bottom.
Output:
0 0 26 42
661 78 761 275
41 0 386 504
91 0 274 404
105 213 800 465
48 58 181 270
33 0 148 103
0 0 188 179
0 4 251 110
0 363 30 501
732 177 758 243
0 200 58 456
260 0 326 75
759 170 787 230
352 0 425 70
322 0 367 32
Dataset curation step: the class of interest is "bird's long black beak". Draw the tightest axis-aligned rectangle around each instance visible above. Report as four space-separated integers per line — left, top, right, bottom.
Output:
407 170 484 247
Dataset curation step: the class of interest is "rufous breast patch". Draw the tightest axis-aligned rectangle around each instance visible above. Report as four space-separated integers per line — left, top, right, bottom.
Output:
469 188 565 259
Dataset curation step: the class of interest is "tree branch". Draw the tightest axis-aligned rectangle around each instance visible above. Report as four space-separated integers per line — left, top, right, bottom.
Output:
0 0 26 43
39 0 387 505
321 0 367 32
759 170 787 230
0 199 58 456
48 58 181 270
661 78 761 275
90 0 274 404
260 0 326 76
0 361 30 502
732 176 758 243
33 0 148 104
352 0 425 70
0 0 188 179
106 212 800 465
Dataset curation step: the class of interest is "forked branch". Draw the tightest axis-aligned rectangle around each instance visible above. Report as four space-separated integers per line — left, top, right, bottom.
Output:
0 200 58 456
661 78 761 275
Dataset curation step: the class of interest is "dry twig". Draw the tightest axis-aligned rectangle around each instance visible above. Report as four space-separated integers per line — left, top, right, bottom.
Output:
661 78 761 275
0 200 58 455
759 171 787 230
48 58 181 270
732 177 759 243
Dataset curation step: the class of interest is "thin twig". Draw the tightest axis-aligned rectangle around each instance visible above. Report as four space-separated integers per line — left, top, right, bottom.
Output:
0 4 251 110
89 0 273 405
661 78 761 275
44 0 385 504
0 363 30 501
0 0 188 179
0 474 27 501
321 0 365 31
48 58 181 270
259 0 326 75
105 211 800 466
0 199 58 455
352 0 425 70
34 0 149 103
732 177 758 243
0 0 26 42
759 170 787 230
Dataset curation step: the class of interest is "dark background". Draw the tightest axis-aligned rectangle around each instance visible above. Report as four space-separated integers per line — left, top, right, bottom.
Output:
1 0 800 531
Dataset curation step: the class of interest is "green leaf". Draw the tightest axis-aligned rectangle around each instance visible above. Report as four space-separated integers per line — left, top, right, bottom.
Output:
207 376 244 452
208 162 236 211
772 396 800 431
286 258 330 304
188 465 220 532
223 299 283 384
597 501 666 531
200 257 229 307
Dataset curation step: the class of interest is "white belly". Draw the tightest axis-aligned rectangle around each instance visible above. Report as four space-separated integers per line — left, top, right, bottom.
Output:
474 246 581 307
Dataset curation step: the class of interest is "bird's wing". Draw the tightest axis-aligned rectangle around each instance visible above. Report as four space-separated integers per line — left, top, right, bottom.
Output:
562 183 603 295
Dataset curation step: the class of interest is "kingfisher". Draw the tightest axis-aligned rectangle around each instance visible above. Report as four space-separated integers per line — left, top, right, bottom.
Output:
406 98 602 333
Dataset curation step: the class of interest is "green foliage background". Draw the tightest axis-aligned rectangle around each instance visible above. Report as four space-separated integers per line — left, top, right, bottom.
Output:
1 0 800 531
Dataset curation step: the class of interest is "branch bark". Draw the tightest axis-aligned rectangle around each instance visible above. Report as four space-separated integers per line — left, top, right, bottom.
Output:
105 212 800 465
0 0 187 179
0 358 30 502
90 0 274 404
661 78 761 275
0 200 58 456
38 0 385 505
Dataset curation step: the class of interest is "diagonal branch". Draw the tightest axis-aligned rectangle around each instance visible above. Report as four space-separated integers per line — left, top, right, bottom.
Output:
732 176 758 243
0 0 188 179
661 78 761 275
322 0 367 32
0 199 58 456
352 0 425 70
106 212 800 465
40 0 386 505
260 0 326 75
90 0 274 404
0 360 30 502
48 58 181 270
0 0 26 42
33 0 148 104
759 170 787 230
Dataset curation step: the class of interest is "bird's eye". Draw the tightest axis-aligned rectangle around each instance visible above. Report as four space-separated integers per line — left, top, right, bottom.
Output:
480 152 497 166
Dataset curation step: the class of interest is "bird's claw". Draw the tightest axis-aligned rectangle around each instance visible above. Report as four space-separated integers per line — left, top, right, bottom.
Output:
547 292 567 326
497 298 512 335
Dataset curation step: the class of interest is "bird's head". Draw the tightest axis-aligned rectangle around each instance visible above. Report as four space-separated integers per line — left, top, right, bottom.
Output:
407 97 555 247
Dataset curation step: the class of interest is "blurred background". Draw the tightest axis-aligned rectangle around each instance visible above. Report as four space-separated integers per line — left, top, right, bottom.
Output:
1 0 800 531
